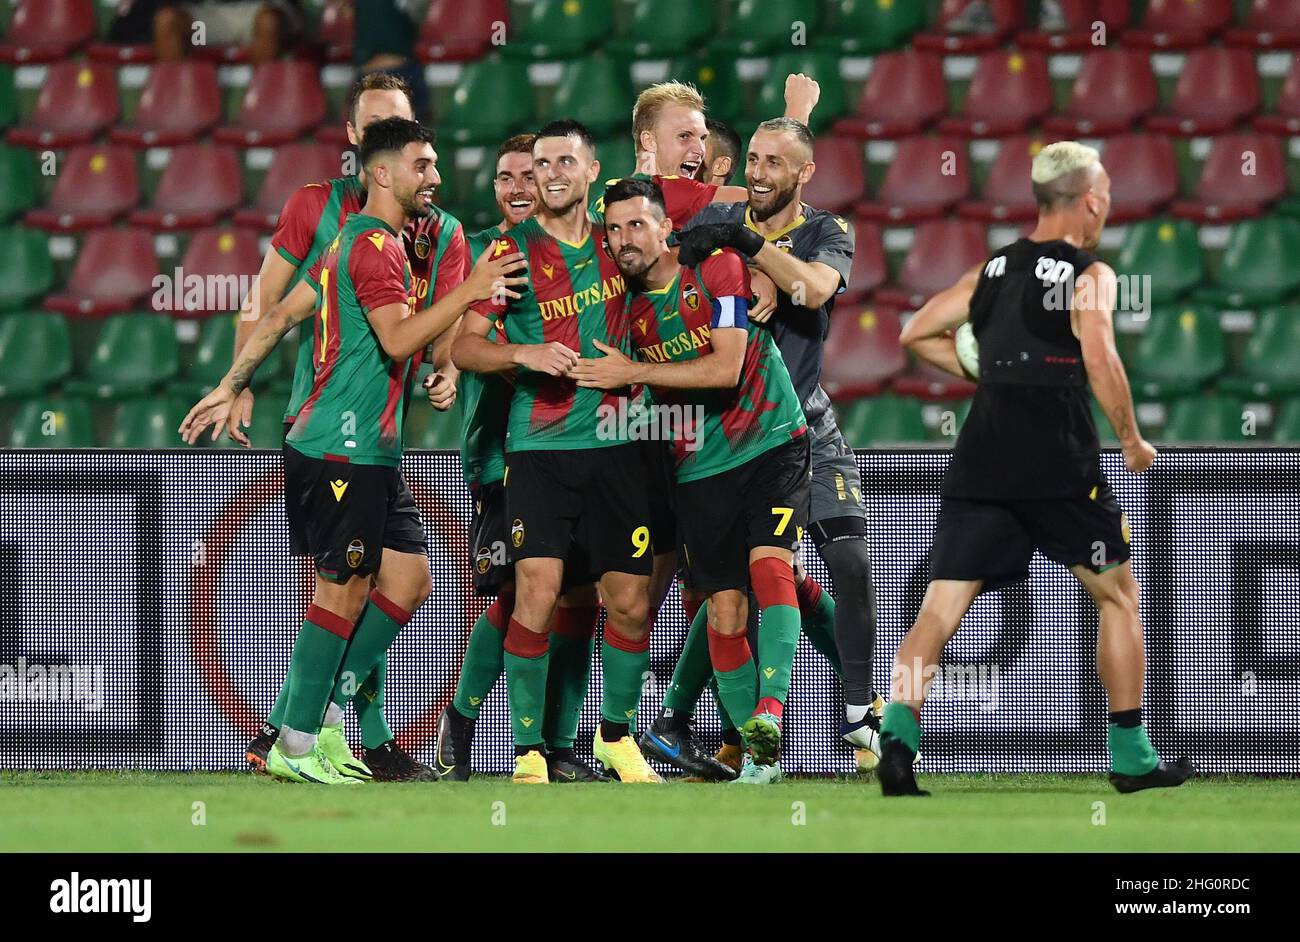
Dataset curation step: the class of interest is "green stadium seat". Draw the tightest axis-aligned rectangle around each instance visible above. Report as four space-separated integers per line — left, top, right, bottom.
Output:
1161 396 1254 444
0 226 55 311
1127 306 1225 399
0 65 16 129
1218 306 1300 398
461 157 509 231
1112 218 1202 307
593 136 636 180
1195 215 1300 308
406 400 463 450
1273 398 1300 443
111 396 191 448
65 313 179 399
0 311 72 398
608 0 713 58
712 0 819 56
504 0 612 60
552 56 630 139
814 0 927 54
836 395 927 447
175 314 282 398
8 395 95 447
439 56 533 146
0 144 37 221
669 55 742 124
750 50 846 133
238 387 290 450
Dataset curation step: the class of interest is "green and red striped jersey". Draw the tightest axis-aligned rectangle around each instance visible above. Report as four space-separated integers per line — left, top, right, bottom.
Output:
588 173 717 229
472 217 633 452
405 204 469 314
627 249 806 483
286 214 418 467
460 225 512 484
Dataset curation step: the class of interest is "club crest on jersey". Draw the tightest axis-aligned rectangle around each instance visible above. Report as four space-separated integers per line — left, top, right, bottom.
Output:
346 539 365 569
413 231 432 260
774 235 794 252
475 545 492 574
682 283 700 311
511 518 525 549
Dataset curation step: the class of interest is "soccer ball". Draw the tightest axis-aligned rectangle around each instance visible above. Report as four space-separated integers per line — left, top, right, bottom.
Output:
955 321 979 380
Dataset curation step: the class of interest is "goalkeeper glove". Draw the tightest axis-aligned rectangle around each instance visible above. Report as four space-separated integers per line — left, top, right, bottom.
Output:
676 223 766 267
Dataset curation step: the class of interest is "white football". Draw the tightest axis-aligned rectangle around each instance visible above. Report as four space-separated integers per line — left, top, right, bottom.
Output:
955 321 979 380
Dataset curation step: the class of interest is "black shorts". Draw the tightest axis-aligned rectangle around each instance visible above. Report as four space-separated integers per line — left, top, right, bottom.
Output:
676 436 812 595
470 480 512 596
930 480 1132 591
284 422 309 556
283 445 427 582
643 439 677 554
504 443 656 578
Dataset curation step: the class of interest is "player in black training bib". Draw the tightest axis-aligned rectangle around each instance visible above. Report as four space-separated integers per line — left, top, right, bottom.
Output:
880 141 1195 797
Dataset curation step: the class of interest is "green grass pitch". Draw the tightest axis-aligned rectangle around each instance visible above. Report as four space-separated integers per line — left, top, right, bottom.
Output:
2 772 1297 852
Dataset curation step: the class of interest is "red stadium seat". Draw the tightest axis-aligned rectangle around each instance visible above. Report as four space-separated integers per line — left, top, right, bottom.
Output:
5 62 119 149
129 144 243 230
85 42 155 64
800 137 866 216
938 51 1051 137
25 145 140 232
821 304 906 400
855 136 969 224
1042 49 1158 137
419 0 510 62
0 0 95 64
44 228 161 318
1226 0 1300 49
874 219 988 311
318 1 355 63
832 51 947 140
110 62 222 148
958 135 1045 224
891 360 977 401
1171 133 1286 224
1146 49 1260 137
214 62 327 147
172 228 263 317
913 0 1024 54
839 220 887 304
1019 0 1131 51
1101 134 1178 224
1124 0 1233 49
1254 59 1300 135
234 142 345 231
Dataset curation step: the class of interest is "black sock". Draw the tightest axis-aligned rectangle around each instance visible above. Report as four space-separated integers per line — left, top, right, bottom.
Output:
656 708 690 734
600 719 630 741
816 521 878 706
514 744 540 757
445 704 469 727
1109 708 1142 728
722 727 743 746
548 746 576 762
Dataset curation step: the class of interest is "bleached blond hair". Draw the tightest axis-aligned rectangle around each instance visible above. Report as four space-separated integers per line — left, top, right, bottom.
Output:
632 81 705 151
1031 141 1102 210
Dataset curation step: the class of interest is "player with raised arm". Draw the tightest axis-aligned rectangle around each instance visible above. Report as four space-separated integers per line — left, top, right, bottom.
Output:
571 178 811 785
451 120 663 785
879 141 1195 796
180 118 526 784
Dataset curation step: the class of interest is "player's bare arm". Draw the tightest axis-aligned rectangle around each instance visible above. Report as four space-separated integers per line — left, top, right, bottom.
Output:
783 73 820 126
228 246 297 435
899 263 983 380
451 309 578 377
1072 260 1155 473
571 329 746 390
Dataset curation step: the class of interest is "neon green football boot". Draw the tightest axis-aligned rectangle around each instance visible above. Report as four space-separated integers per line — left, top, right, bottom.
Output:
266 742 363 785
318 722 373 780
741 712 782 766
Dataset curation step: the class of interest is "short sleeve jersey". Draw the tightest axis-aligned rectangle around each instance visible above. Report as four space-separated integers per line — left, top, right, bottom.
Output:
405 204 469 312
460 224 512 485
589 173 718 230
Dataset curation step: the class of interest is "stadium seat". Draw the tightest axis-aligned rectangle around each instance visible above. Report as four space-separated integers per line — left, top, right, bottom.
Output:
503 0 611 60
0 225 55 310
820 304 905 399
317 0 354 63
836 394 928 446
1273 398 1300 443
1146 49 1260 137
913 0 1024 53
891 360 977 401
110 62 221 148
1171 134 1286 224
214 62 327 147
608 0 712 57
875 219 988 310
711 0 818 56
552 56 629 139
839 219 887 304
5 62 119 149
234 142 344 230
1124 0 1234 49
855 135 969 224
0 143 38 221
799 137 866 216
669 56 743 125
65 312 180 398
1100 134 1178 224
8 395 95 447
1161 395 1251 444
0 311 72 398
1195 215 1300 308
129 144 242 230
1127 306 1225 399
1218 306 1300 398
814 0 926 54
25 145 140 232
239 387 291 449
85 41 154 65
832 51 946 140
0 66 15 129
406 400 462 450
1019 0 1132 51
110 395 191 448
0 0 95 64
43 228 160 318
938 51 1051 137
957 135 1043 223
751 50 846 134
170 228 262 318
1253 59 1300 135
1226 0 1300 49
1112 218 1202 307
439 55 532 146
419 0 508 61
1042 49 1158 137
176 314 237 397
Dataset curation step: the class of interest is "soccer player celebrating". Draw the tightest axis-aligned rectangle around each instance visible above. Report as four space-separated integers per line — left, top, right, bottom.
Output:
572 178 811 785
701 117 742 187
879 141 1195 796
181 118 526 784
452 120 663 785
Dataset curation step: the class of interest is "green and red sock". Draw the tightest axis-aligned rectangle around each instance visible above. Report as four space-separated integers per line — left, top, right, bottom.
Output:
502 616 549 748
544 604 597 750
451 590 513 719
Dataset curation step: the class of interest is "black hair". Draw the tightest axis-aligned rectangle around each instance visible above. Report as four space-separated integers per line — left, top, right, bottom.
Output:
603 176 667 218
358 117 436 168
535 117 597 156
706 117 742 168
